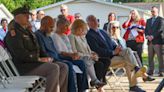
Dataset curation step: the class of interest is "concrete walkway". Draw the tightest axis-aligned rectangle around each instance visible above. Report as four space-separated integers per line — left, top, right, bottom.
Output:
90 76 164 92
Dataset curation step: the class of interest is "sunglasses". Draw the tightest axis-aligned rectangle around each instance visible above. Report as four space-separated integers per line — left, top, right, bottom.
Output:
31 14 36 16
151 11 155 13
112 26 119 29
40 13 45 16
61 9 66 11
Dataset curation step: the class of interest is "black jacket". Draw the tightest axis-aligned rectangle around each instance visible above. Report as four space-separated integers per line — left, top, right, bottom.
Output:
145 16 164 45
4 22 46 75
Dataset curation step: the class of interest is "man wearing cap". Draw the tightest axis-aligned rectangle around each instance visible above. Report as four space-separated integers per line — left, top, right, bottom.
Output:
4 6 68 92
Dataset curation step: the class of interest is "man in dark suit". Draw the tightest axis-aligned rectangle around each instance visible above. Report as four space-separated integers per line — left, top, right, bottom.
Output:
145 6 164 77
86 15 147 92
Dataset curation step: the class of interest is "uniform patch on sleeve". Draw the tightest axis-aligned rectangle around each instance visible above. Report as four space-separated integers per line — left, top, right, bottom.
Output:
10 30 16 37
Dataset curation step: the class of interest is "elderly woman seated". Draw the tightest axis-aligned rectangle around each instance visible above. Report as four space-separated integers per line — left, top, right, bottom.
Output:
109 21 155 82
69 19 107 91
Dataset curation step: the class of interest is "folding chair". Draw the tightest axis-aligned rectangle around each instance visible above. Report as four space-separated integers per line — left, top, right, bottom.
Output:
0 46 45 92
0 69 30 92
106 65 126 92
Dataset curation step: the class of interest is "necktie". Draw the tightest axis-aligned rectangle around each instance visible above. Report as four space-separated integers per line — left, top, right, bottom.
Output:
4 28 6 32
151 17 156 25
97 30 106 41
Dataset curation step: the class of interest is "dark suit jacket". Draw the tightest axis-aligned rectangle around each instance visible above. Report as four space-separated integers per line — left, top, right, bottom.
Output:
145 16 164 44
86 28 117 64
103 22 108 31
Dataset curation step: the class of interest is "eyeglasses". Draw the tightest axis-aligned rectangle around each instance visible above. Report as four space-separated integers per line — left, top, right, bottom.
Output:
75 16 80 19
151 11 155 13
40 13 45 16
61 9 66 12
31 14 36 16
112 26 119 29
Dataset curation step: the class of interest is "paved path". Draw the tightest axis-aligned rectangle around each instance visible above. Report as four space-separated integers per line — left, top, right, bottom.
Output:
89 76 164 92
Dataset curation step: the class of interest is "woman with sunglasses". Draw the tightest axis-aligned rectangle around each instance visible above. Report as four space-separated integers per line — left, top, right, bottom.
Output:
110 21 155 82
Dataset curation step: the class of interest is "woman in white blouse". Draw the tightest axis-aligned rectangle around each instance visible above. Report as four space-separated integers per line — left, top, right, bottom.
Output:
69 19 106 92
51 16 89 92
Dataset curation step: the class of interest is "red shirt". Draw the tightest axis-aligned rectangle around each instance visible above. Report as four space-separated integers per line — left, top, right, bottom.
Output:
122 18 146 43
64 15 75 35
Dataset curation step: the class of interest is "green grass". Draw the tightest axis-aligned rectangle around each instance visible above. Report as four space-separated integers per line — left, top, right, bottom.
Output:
142 53 159 70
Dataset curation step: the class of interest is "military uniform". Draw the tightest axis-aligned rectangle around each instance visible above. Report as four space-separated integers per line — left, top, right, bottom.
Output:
5 22 45 74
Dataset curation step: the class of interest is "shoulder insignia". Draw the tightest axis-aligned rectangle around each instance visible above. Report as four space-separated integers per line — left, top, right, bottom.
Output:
10 30 16 37
23 34 29 38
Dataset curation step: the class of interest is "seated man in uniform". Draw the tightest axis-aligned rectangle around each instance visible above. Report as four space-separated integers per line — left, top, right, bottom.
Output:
4 6 68 92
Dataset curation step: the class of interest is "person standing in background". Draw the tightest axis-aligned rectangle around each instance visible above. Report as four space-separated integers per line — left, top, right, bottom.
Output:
145 6 164 77
31 10 45 32
0 18 8 47
74 13 82 20
60 4 75 35
103 12 116 33
122 10 146 65
30 10 37 32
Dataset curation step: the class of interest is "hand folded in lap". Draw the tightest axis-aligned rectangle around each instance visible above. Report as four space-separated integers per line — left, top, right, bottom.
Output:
91 52 99 61
71 52 80 60
38 57 54 63
146 35 154 41
114 45 122 55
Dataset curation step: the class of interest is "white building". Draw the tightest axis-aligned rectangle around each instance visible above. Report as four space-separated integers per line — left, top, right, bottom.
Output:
36 0 152 53
0 4 13 24
36 0 151 37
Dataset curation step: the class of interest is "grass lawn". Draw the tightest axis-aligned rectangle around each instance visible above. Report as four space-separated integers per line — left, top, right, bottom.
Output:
142 53 159 70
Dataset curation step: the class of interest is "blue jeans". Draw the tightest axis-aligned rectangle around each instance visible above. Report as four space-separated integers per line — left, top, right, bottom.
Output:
72 60 89 92
60 56 89 92
62 61 77 92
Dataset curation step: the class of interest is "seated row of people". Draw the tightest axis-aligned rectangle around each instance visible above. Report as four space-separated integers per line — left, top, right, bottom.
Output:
4 6 155 92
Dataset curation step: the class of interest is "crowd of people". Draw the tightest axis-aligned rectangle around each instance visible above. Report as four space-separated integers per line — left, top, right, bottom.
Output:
0 4 163 92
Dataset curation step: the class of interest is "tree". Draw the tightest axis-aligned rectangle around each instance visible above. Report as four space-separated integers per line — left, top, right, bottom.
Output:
113 0 164 2
0 0 63 12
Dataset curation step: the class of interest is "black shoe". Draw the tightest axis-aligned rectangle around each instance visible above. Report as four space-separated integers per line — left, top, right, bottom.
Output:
130 86 146 92
158 72 164 77
143 76 155 82
90 80 106 88
147 71 154 76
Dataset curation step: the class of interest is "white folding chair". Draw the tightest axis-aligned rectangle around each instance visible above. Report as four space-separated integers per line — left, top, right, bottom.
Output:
0 46 45 92
0 69 30 92
106 65 126 92
0 89 27 92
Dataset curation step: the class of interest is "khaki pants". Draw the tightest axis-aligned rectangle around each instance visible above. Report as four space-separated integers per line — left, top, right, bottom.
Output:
29 62 68 92
110 48 138 87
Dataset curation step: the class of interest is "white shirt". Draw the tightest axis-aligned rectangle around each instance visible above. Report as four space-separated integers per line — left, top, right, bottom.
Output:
0 28 8 41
